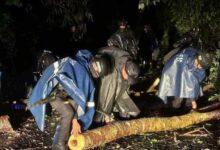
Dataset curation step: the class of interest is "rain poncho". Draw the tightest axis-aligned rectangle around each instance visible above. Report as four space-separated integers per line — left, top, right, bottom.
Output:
158 47 206 103
108 29 139 59
28 50 95 131
94 46 140 122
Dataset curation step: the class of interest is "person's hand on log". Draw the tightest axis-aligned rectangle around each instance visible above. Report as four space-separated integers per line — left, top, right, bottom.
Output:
191 100 197 110
104 114 115 124
71 119 81 136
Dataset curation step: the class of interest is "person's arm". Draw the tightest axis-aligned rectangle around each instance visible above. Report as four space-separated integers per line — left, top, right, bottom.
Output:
68 100 82 136
71 117 81 136
97 46 131 71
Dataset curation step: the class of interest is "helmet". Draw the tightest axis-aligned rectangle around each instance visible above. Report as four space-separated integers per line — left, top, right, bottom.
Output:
90 54 114 78
125 60 140 84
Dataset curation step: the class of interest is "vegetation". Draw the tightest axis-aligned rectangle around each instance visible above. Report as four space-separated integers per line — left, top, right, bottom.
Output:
208 49 220 101
0 0 91 72
139 0 219 41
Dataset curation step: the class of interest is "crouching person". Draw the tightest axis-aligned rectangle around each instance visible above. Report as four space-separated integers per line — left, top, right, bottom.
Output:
94 46 140 124
28 50 112 150
158 47 210 112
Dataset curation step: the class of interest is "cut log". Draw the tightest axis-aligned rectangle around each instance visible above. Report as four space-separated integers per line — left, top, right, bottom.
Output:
0 115 13 133
68 109 220 150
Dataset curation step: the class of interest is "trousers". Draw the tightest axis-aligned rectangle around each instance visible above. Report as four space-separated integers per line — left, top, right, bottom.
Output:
50 97 75 150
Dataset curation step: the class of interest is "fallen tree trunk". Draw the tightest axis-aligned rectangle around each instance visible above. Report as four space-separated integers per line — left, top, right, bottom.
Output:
68 109 220 150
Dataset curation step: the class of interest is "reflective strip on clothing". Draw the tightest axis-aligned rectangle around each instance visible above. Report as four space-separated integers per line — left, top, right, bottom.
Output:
87 101 95 107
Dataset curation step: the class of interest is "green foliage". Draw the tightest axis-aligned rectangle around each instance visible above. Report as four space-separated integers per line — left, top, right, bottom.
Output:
0 0 22 55
139 0 220 46
208 49 220 90
0 12 11 34
206 48 220 101
41 0 91 26
40 0 92 40
5 0 22 7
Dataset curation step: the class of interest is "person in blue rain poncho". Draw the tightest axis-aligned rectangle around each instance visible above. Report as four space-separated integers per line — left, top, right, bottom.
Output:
158 47 210 111
28 50 113 150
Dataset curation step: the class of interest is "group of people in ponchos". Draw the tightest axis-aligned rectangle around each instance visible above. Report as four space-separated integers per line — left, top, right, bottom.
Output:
25 20 210 150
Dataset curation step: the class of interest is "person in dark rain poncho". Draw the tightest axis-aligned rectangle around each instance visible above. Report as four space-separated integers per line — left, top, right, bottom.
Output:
28 50 113 150
107 19 139 60
93 45 140 124
93 21 141 123
158 47 210 111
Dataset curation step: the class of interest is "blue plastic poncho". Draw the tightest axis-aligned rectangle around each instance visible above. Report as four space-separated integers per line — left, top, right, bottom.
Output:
158 47 205 103
28 50 95 131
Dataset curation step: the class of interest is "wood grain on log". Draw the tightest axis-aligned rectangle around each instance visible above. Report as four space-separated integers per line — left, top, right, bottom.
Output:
68 109 220 150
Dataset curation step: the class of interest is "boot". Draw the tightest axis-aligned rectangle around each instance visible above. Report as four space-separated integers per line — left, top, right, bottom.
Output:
52 142 66 150
52 125 68 150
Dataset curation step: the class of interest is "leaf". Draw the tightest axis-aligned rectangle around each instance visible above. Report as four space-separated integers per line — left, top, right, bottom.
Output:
5 0 22 7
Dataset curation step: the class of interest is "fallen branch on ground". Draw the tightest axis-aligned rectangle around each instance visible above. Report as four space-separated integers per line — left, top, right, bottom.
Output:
179 126 211 137
146 78 160 93
68 107 220 150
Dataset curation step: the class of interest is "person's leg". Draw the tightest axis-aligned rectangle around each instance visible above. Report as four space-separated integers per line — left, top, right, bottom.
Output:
115 91 140 118
94 70 118 123
172 97 183 109
165 97 183 115
50 97 74 150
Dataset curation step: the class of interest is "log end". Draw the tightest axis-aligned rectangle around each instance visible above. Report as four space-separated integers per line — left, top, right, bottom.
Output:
68 134 85 150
